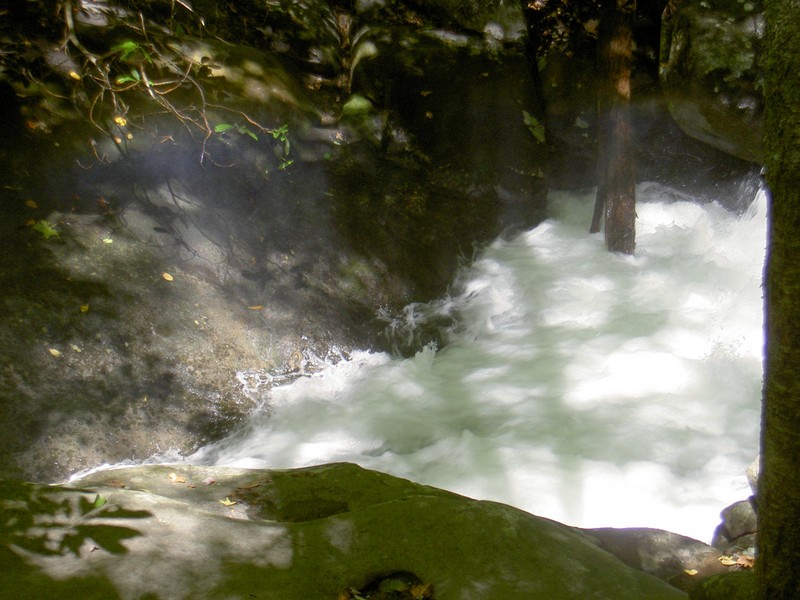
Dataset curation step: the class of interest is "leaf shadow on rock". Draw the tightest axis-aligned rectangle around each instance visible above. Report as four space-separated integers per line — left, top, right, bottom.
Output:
0 480 152 600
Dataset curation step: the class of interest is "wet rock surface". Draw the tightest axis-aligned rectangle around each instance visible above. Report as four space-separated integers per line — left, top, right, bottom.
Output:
583 527 729 594
0 5 547 482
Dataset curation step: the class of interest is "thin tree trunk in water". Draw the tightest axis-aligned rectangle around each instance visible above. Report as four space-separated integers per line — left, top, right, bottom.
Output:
591 0 636 254
757 2 800 598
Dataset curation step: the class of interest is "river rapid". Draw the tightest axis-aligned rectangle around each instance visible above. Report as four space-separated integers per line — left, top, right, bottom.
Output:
187 182 765 543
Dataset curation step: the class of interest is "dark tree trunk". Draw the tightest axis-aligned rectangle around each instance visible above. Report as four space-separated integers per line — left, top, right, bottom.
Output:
757 2 800 598
590 0 636 255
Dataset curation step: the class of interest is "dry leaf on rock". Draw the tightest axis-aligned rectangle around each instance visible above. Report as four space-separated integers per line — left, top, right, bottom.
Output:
737 555 755 569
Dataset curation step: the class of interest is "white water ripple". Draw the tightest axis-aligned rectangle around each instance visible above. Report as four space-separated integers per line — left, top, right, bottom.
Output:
190 182 767 543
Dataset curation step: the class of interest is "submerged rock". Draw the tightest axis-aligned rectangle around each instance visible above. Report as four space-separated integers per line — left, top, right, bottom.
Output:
1 463 687 599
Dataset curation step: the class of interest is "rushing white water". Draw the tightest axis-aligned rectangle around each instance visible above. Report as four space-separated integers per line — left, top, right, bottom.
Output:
191 182 767 543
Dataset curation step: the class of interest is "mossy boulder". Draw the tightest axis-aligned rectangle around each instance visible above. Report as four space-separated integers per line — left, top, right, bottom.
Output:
1 463 687 599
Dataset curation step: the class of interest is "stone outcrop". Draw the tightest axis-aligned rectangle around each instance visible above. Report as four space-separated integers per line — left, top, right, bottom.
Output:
0 1 547 482
659 0 764 163
1 463 687 599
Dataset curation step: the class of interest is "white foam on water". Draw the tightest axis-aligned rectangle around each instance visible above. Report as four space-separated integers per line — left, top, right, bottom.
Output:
190 183 767 543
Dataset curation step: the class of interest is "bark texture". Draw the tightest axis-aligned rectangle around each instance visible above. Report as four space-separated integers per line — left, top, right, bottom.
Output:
757 1 800 598
591 0 636 254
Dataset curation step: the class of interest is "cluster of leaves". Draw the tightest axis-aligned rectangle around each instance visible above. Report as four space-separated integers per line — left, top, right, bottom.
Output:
0 1 293 167
31 219 60 240
522 0 605 57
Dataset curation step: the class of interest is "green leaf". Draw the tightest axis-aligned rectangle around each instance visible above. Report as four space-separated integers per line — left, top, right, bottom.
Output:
93 494 107 509
272 124 289 141
116 69 141 85
215 123 258 140
112 40 139 61
32 220 60 240
522 110 546 144
111 40 152 64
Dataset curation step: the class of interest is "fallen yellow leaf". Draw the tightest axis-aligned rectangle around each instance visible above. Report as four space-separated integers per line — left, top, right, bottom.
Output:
168 472 186 483
80 304 90 312
684 569 698 576
25 199 38 209
162 272 174 281
68 70 82 80
102 238 113 244
719 556 737 566
114 115 127 127
219 497 237 506
48 348 61 357
247 305 264 310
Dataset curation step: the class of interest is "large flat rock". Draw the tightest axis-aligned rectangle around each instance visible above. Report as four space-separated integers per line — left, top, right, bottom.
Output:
1 463 686 599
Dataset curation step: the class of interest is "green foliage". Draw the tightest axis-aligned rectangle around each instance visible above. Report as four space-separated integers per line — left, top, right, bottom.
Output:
111 40 153 65
32 220 60 240
522 110 546 144
272 124 290 153
214 122 294 170
115 69 141 85
214 123 259 141
272 124 293 170
110 41 153 89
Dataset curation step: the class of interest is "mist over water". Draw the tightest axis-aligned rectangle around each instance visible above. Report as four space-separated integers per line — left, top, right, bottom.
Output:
191 182 767 543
